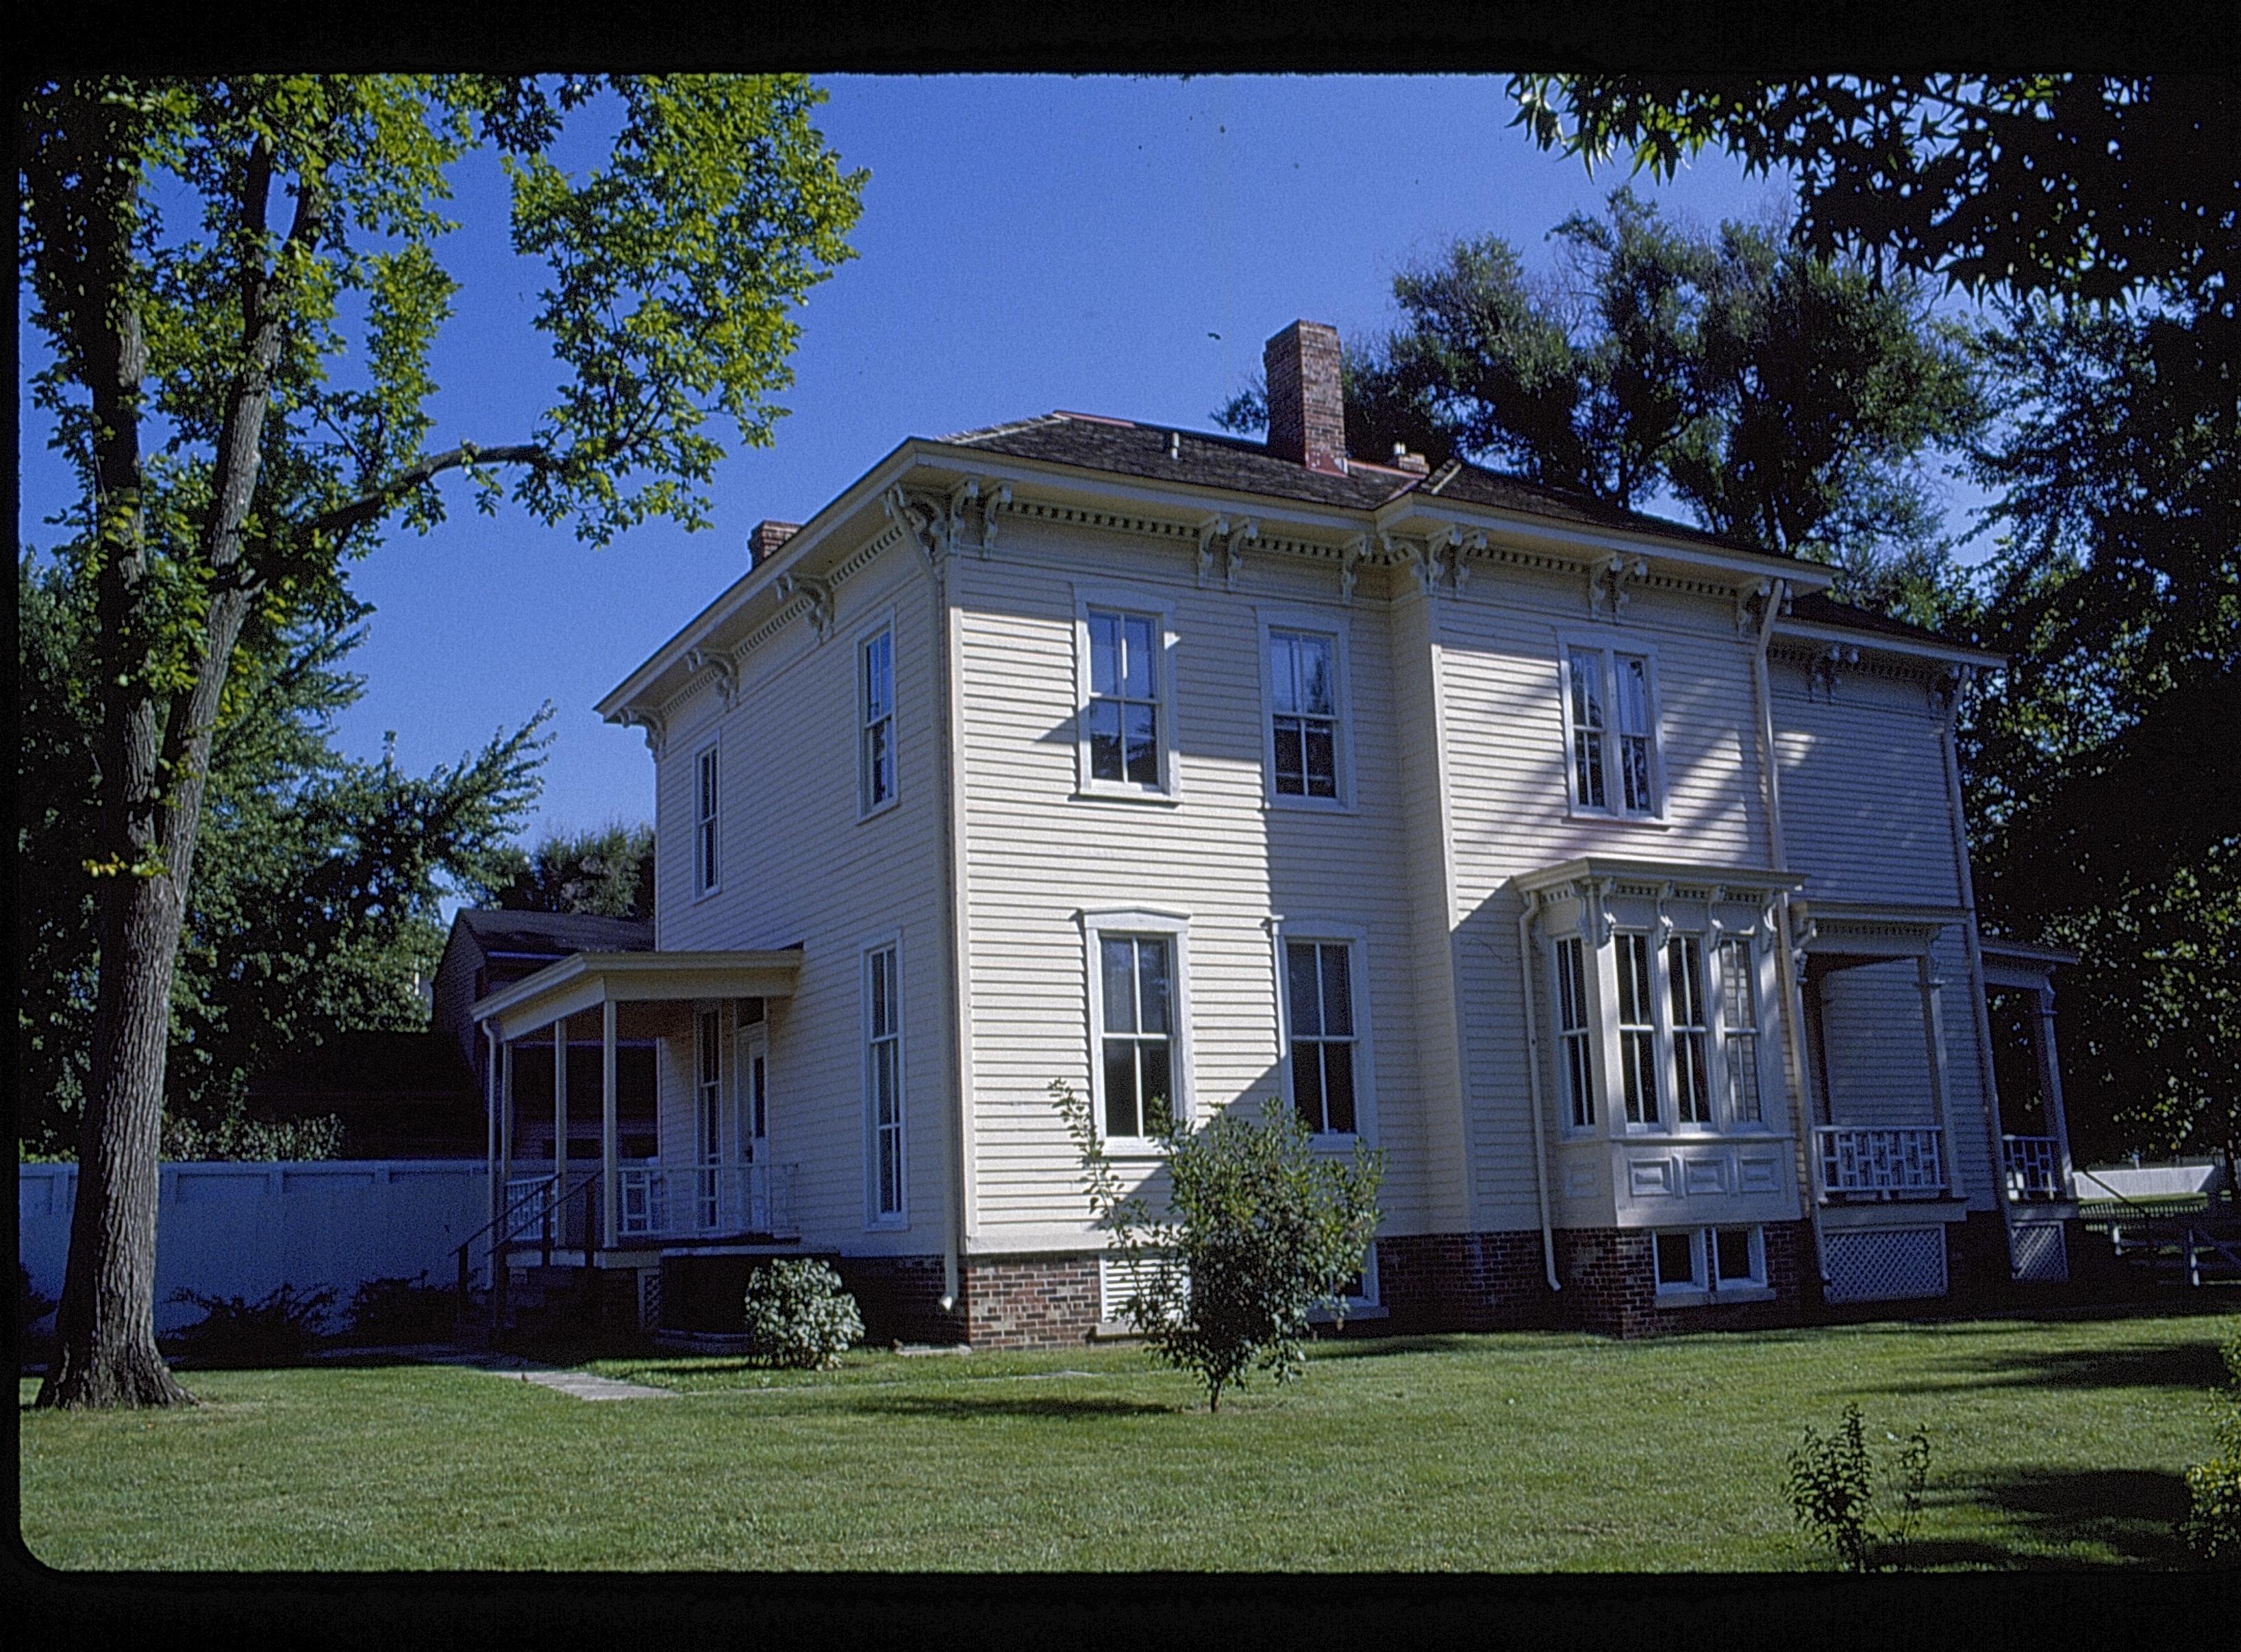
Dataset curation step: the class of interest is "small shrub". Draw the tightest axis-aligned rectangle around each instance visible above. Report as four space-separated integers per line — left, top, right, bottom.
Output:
1786 1403 1931 1572
166 1284 337 1368
1054 1079 1384 1414
2177 1320 2241 1567
741 1259 862 1370
344 1275 458 1346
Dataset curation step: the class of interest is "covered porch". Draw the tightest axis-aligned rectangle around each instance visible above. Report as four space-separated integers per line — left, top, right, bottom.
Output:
469 948 805 1280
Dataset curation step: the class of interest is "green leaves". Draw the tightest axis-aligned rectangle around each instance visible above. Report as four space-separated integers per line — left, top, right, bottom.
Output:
505 76 866 542
1054 1081 1384 1413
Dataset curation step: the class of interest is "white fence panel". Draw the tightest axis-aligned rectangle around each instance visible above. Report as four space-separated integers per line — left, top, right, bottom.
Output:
19 1160 488 1334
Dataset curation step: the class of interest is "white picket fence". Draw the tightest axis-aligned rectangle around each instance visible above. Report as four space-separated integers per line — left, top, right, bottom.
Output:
19 1160 488 1334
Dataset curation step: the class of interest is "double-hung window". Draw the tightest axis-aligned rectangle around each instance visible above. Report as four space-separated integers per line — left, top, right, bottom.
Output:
1285 940 1357 1135
694 745 721 897
1099 935 1175 1138
1553 936 1596 1129
1267 628 1340 801
1560 644 1662 819
1085 911 1190 1144
1085 608 1162 789
865 942 904 1223
696 1006 724 1228
860 627 896 816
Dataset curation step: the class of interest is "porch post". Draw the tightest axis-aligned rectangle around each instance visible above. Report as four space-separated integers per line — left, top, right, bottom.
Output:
553 1013 568 1203
484 1025 501 1226
1917 954 1964 1199
2034 984 2075 1197
499 1037 515 1201
602 995 620 1250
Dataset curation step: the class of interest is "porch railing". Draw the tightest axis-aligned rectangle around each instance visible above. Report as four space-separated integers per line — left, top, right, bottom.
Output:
618 1162 798 1240
2002 1134 2066 1202
1815 1126 1948 1201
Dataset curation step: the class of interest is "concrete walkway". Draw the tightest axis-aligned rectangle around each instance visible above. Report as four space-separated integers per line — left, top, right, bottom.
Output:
421 1349 676 1401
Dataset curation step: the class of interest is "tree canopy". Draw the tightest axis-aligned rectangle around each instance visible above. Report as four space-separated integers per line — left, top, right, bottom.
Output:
18 554 545 1161
1217 188 1979 616
1511 73 2239 1170
23 73 864 1407
486 821 656 921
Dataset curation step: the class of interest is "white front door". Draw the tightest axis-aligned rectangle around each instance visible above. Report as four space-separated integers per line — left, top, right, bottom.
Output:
737 1027 768 1164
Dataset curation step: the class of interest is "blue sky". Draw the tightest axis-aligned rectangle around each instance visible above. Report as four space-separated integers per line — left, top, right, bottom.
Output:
18 75 1988 852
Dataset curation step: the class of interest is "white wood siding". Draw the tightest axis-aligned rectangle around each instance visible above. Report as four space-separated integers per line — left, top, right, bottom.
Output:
951 519 1430 1251
1433 564 1779 1231
647 536 949 1253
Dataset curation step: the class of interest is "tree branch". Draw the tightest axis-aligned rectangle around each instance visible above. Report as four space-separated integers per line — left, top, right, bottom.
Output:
297 441 554 546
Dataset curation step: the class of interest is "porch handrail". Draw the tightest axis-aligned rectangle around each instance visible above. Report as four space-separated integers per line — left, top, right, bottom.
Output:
2001 1134 2066 1201
454 1167 602 1303
618 1161 797 1240
1814 1125 1948 1200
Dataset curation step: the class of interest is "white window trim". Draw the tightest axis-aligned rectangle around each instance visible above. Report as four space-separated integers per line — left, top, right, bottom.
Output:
857 612 900 823
1072 584 1181 803
862 934 907 1229
1553 631 1670 827
1256 607 1356 813
1268 918 1377 1145
692 741 722 901
1079 906 1194 1155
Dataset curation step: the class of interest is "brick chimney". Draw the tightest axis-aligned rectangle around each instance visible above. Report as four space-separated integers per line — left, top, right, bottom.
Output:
1263 320 1347 476
749 520 801 568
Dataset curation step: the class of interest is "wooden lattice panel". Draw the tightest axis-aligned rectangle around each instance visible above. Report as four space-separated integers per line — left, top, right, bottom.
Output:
1822 1227 1947 1303
2007 1221 2070 1284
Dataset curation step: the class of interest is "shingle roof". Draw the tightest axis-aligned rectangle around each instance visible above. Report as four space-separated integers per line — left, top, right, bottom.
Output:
1786 590 1977 649
940 412 1763 553
455 908 655 959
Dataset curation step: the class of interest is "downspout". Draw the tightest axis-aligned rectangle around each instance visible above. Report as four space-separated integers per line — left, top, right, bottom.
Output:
1940 669 2014 1234
1503 910 1562 1293
1752 580 1827 1286
921 497 965 1320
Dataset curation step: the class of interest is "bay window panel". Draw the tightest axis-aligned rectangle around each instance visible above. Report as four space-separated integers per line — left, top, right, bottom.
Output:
1668 936 1711 1125
1719 936 1764 1125
1615 931 1659 1125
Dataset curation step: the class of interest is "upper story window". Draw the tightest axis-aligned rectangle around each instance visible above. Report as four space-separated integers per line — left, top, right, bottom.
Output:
1268 628 1340 801
694 745 721 897
1086 609 1161 788
860 627 896 817
1074 589 1178 800
1561 644 1663 819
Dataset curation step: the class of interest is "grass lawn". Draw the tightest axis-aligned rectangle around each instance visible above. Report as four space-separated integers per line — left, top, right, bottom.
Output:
19 1306 2233 1571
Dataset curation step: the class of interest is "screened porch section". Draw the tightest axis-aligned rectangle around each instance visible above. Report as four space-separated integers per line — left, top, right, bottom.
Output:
472 948 803 1253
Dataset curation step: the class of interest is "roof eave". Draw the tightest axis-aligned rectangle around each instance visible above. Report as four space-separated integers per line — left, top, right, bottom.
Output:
1773 616 2005 672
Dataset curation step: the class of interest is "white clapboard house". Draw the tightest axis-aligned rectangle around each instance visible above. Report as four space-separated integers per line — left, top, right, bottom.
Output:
465 321 2083 1345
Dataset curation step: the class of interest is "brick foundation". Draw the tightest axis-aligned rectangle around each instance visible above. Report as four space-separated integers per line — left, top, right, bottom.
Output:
1557 1220 1815 1338
962 1255 1101 1350
1375 1231 1555 1332
831 1255 967 1347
